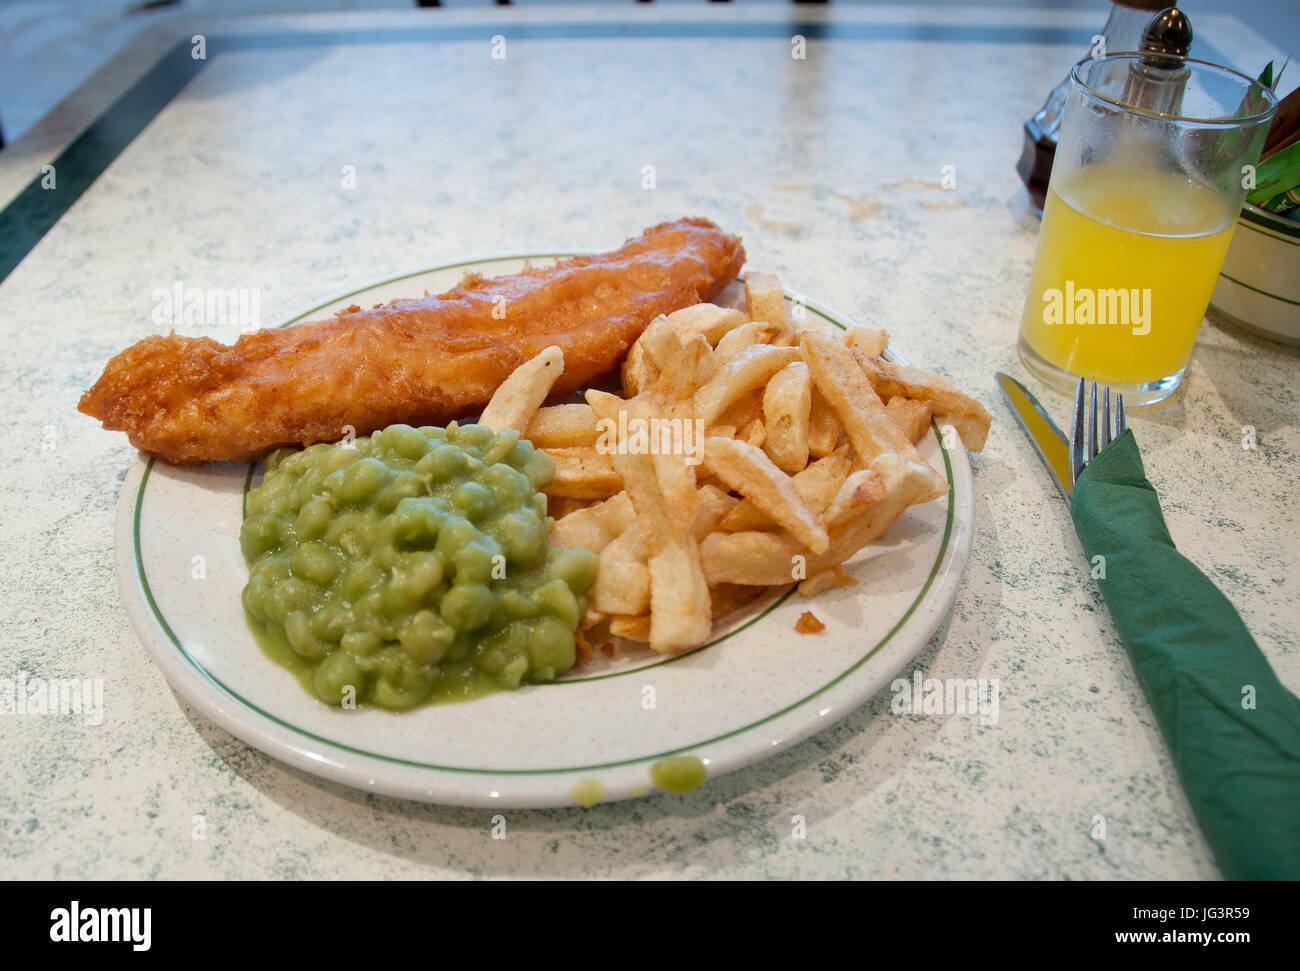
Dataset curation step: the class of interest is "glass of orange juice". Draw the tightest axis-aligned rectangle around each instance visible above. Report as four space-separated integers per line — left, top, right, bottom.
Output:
1018 53 1277 405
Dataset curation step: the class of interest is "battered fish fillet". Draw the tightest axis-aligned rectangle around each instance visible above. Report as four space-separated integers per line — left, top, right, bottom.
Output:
80 218 745 464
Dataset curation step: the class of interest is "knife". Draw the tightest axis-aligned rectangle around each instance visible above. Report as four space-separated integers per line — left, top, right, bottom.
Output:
994 372 1072 501
996 370 1300 879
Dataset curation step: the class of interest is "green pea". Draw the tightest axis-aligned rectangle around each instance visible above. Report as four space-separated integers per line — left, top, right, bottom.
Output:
500 589 539 620
523 450 555 490
310 604 349 643
451 542 497 584
398 610 454 666
481 463 531 508
453 423 495 450
417 426 446 440
241 577 272 621
370 670 434 710
291 541 339 587
496 511 546 569
291 466 325 510
547 546 600 594
527 616 575 679
285 611 327 659
276 577 318 612
375 471 428 514
435 516 477 560
533 578 580 630
482 428 520 466
265 448 299 476
340 630 381 656
340 561 379 601
378 424 431 462
420 443 467 483
386 497 449 549
328 457 390 504
500 654 530 688
295 497 334 542
314 649 366 705
381 576 421 615
240 515 279 560
452 480 495 522
402 551 444 597
319 445 361 476
506 439 535 470
440 583 495 632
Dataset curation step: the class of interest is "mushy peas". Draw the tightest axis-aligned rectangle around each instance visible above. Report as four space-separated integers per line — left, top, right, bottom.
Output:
239 422 598 710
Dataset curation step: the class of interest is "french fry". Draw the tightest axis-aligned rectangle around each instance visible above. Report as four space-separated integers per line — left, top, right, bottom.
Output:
666 303 749 345
526 404 600 449
695 344 800 426
822 468 886 525
588 392 712 653
719 447 852 531
843 325 890 359
622 344 657 398
738 417 766 448
807 387 840 458
650 332 714 410
885 396 933 445
610 614 651 642
715 321 775 364
548 491 634 552
543 283 985 660
544 446 622 499
702 437 829 555
716 388 763 432
800 332 946 500
797 564 857 598
479 345 564 434
701 453 936 585
621 315 681 398
744 271 787 326
857 354 991 452
591 525 650 616
546 495 590 520
762 361 811 472
693 484 739 540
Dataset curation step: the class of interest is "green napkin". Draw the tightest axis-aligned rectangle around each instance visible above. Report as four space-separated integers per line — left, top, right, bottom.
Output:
1071 430 1300 880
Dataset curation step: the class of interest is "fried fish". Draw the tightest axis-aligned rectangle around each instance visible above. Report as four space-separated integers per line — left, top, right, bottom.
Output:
79 217 745 464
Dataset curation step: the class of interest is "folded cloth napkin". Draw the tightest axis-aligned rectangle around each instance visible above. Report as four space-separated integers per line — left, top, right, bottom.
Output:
1071 430 1300 879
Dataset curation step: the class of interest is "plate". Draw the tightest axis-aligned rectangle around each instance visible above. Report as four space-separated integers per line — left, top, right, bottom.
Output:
113 254 974 808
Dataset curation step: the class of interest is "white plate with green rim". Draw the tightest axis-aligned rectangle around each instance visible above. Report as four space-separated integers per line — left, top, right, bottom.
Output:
113 255 975 808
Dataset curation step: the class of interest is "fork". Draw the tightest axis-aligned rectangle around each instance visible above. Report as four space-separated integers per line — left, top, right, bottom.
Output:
1069 377 1128 488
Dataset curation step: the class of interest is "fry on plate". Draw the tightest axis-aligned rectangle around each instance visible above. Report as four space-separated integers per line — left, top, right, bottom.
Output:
480 345 564 434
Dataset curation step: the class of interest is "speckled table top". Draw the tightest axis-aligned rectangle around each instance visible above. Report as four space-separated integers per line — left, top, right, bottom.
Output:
1 5 1296 880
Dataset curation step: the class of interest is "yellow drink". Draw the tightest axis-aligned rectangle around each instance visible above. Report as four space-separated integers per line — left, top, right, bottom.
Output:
1020 163 1236 386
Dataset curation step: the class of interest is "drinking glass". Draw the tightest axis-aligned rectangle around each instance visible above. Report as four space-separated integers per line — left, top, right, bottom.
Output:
1018 53 1278 404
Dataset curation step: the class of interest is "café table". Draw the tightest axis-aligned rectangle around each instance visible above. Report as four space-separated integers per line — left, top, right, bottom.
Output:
1 4 1295 880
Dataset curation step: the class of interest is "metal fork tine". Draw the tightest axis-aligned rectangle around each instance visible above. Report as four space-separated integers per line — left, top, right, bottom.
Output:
1087 380 1099 463
1116 394 1127 437
1100 386 1113 450
1070 377 1086 486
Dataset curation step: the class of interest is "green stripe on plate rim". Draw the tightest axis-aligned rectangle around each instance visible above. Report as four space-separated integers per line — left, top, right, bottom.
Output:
1239 204 1300 242
134 256 958 775
1217 270 1300 307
